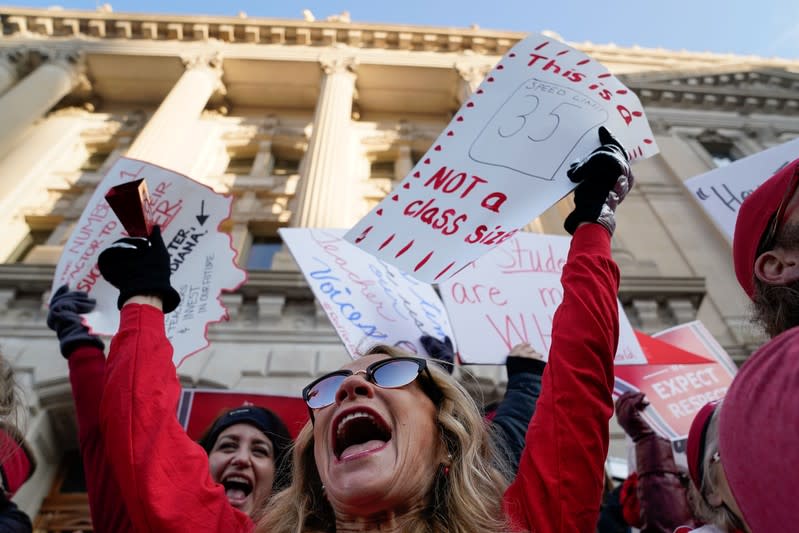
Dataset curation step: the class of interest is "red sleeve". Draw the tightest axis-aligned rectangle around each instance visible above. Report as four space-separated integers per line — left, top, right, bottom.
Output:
68 345 135 533
99 304 254 533
503 224 620 533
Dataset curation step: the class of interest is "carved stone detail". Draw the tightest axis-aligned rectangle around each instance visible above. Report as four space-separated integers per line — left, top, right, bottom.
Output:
319 54 357 76
455 61 492 101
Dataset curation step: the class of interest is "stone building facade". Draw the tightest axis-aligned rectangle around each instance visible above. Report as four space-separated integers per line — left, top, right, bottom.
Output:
1 6 798 529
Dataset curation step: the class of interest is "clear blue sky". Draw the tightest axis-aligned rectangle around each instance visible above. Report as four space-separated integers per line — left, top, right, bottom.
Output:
13 0 799 59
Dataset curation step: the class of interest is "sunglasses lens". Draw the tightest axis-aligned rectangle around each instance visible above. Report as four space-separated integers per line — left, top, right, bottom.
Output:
372 359 422 388
306 374 347 409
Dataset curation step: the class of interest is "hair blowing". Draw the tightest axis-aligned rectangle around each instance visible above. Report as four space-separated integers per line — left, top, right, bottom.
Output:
257 345 511 533
0 354 24 465
0 355 19 425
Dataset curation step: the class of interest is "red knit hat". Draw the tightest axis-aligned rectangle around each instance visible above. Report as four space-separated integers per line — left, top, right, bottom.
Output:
0 424 36 497
719 325 799 531
686 399 720 489
732 158 799 299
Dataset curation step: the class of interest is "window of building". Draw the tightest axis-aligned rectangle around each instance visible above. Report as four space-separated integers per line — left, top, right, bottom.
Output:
80 146 113 172
698 133 740 168
226 154 256 175
246 236 282 270
272 157 300 176
8 228 53 264
370 160 395 180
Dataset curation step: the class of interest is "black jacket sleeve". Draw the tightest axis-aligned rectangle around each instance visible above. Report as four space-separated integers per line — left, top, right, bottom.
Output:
0 496 32 533
490 356 546 475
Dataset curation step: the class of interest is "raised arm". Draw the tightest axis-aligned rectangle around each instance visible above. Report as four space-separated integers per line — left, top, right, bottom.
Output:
47 285 134 533
616 392 696 532
97 228 253 533
490 344 546 475
503 126 632 533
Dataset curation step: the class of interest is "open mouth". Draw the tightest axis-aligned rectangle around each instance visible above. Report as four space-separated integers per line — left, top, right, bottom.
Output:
333 408 392 460
222 475 253 505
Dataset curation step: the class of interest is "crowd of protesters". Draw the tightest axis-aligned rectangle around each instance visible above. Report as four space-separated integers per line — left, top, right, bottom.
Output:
0 128 796 533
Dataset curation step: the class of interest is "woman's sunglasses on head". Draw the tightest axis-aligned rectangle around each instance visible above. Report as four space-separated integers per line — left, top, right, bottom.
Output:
302 357 440 414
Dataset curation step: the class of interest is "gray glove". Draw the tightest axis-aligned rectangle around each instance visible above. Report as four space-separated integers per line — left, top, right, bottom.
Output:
46 284 104 358
563 126 634 235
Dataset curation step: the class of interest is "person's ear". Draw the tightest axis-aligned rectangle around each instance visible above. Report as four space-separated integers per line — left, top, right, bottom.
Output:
754 248 799 286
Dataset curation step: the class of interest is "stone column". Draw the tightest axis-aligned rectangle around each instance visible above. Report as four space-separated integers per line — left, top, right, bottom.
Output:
0 48 25 96
126 53 224 173
0 49 87 159
292 55 357 228
0 112 86 261
394 144 413 180
250 139 274 177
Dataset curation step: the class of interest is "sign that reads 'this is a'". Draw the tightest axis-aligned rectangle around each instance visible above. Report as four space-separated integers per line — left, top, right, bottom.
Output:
345 33 658 283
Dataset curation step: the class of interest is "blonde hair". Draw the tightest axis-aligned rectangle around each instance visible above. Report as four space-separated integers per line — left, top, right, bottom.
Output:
258 344 511 533
0 354 23 432
0 353 24 466
687 402 742 531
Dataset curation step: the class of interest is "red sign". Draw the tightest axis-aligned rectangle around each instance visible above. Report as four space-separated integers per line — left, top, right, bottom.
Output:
632 330 713 365
615 362 734 439
178 389 309 440
613 323 737 440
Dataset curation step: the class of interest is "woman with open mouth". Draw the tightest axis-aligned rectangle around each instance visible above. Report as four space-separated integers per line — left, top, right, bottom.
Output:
200 405 292 519
46 285 292 531
96 126 632 532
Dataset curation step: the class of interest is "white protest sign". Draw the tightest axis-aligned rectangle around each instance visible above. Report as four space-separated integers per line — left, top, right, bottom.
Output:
279 228 454 359
52 157 246 366
685 136 799 240
345 33 658 283
439 232 645 364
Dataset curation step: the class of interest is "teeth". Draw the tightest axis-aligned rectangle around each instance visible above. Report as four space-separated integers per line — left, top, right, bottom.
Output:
225 476 250 485
336 411 375 437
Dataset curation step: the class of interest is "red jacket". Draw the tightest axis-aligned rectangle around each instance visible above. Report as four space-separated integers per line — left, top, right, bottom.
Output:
503 223 620 533
100 308 254 532
100 224 617 533
68 345 134 533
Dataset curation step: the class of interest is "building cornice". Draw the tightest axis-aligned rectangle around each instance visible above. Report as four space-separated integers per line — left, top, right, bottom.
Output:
4 6 799 68
1 7 521 55
622 68 799 115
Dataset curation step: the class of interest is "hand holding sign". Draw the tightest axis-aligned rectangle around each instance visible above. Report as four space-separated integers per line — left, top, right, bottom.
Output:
508 342 545 361
615 391 655 442
564 126 633 235
98 226 181 313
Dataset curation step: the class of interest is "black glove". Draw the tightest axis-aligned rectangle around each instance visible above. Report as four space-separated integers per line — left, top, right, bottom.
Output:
47 284 105 358
97 226 180 313
420 335 455 374
564 126 633 235
615 391 655 442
